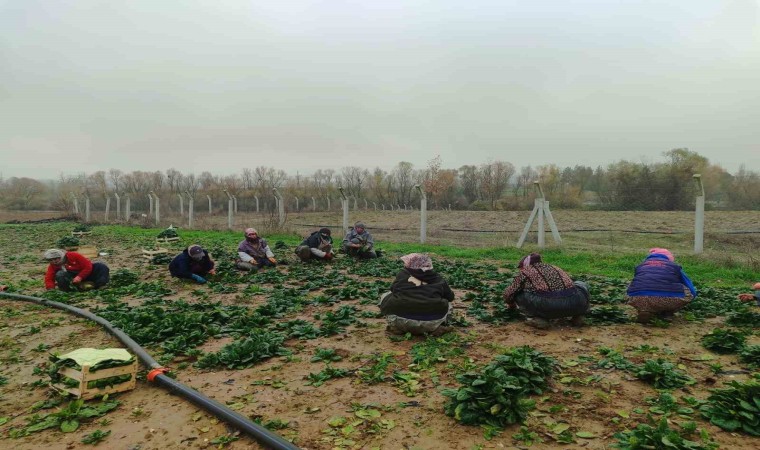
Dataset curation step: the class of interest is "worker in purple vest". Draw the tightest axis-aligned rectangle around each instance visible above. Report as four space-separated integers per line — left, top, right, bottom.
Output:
626 248 697 323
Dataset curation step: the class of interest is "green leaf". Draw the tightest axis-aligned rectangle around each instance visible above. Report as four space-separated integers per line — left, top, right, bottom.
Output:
576 431 596 438
60 419 79 433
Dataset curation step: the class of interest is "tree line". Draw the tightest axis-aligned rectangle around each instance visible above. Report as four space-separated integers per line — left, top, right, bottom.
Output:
2 149 758 212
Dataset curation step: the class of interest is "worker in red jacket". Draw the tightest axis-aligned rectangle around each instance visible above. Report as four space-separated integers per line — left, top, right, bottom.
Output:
43 249 110 291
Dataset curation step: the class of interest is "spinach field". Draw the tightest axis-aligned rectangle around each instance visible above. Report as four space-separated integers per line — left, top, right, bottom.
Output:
0 222 757 450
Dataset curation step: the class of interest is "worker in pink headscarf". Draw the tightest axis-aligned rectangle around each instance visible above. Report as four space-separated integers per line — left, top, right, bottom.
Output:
626 248 697 323
236 228 277 272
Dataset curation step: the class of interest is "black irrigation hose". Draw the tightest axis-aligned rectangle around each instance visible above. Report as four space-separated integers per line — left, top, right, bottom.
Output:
0 291 300 450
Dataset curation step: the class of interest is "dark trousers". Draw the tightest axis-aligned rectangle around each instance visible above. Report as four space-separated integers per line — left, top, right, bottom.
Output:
515 281 590 320
55 262 110 291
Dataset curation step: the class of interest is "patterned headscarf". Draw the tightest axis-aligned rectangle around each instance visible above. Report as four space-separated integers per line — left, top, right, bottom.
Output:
43 249 65 260
648 248 674 262
400 253 433 272
518 253 542 269
244 228 257 236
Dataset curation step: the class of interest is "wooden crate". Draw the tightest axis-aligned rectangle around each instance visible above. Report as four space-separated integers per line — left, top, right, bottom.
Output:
71 231 92 237
156 236 180 244
52 359 137 400
141 247 168 260
76 245 99 259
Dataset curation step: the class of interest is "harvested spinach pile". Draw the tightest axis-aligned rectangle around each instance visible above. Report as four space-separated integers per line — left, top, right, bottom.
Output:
73 224 92 232
56 235 80 248
109 268 139 288
156 227 179 239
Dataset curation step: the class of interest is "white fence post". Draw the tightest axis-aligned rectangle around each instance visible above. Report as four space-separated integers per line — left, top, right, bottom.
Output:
148 194 153 216
114 193 121 220
254 196 259 213
694 174 705 254
84 194 91 222
516 182 561 248
233 196 238 213
326 197 331 211
186 191 194 228
71 193 79 215
178 193 184 216
295 197 299 212
223 189 234 229
151 191 160 226
273 188 285 227
125 195 131 221
312 196 316 211
338 187 349 233
415 185 427 244
104 195 111 222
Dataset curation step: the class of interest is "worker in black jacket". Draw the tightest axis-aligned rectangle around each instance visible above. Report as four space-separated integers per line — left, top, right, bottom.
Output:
295 228 334 262
379 253 455 335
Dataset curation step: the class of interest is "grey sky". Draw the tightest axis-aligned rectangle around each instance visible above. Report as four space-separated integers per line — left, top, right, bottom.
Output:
2 0 759 179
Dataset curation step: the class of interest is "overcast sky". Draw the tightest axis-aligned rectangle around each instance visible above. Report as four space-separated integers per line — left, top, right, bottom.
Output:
1 0 759 179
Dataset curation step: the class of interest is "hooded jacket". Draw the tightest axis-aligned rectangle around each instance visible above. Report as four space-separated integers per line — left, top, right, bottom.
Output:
627 254 697 298
169 248 214 279
379 268 454 320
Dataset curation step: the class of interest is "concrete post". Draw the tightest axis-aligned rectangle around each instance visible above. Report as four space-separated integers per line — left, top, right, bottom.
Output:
254 196 259 213
223 189 233 229
312 196 316 211
84 195 91 222
326 197 331 211
186 191 194 228
338 187 349 233
125 195 131 221
151 191 160 226
415 185 427 244
104 195 110 222
273 188 285 227
233 196 238 213
71 193 79 215
114 193 121 220
178 193 184 216
207 195 212 214
373 202 377 211
295 197 299 211
147 194 153 216
694 174 705 254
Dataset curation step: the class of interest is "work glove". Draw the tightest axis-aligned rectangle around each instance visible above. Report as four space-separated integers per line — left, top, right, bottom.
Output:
323 253 334 261
191 274 207 284
72 276 83 284
268 257 277 264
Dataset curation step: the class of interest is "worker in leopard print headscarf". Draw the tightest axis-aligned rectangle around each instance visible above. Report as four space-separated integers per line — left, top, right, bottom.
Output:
503 253 590 329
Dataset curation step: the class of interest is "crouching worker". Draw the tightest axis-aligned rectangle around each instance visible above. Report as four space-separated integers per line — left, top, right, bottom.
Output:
503 253 590 329
379 253 455 335
626 248 697 323
43 249 110 291
343 222 377 259
169 245 216 284
236 228 277 271
295 227 334 262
